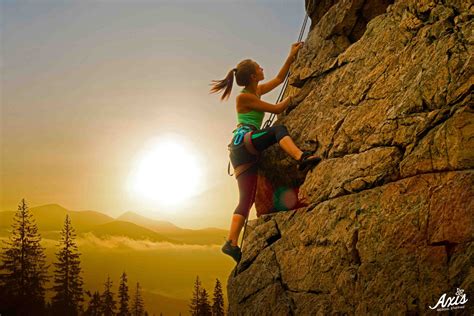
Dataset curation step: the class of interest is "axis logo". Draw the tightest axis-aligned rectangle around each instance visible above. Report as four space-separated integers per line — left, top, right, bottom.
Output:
429 288 469 312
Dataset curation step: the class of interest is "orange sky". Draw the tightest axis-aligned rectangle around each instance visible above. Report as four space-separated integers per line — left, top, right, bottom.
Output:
1 1 307 229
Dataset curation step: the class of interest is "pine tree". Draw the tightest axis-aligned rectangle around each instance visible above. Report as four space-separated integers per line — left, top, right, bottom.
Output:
102 275 117 316
212 278 225 316
189 275 201 316
131 282 145 316
199 287 212 316
0 199 49 315
118 271 130 316
85 290 102 316
51 215 84 315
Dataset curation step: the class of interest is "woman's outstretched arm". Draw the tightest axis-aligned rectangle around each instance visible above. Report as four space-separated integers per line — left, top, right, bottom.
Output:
258 42 304 96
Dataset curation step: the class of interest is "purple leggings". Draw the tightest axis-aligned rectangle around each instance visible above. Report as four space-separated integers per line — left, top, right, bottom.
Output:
233 124 290 218
234 165 259 218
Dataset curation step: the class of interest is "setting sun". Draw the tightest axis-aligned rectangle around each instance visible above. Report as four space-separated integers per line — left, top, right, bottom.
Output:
128 137 202 206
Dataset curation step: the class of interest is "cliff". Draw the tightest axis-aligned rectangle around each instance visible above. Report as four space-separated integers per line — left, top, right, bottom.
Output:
227 0 473 314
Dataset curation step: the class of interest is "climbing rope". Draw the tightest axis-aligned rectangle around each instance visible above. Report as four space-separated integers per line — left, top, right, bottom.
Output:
235 11 310 272
262 11 309 129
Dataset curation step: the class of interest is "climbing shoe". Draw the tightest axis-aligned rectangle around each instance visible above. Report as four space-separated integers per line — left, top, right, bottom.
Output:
222 240 242 263
297 151 321 171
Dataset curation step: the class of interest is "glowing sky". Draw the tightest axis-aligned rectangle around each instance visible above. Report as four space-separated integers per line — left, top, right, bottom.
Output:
1 0 307 229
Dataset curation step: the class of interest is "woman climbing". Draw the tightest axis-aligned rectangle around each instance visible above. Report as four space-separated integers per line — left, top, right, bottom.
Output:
209 42 321 263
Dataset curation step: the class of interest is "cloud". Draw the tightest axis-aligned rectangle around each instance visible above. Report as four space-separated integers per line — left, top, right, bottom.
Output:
77 233 221 251
0 233 222 252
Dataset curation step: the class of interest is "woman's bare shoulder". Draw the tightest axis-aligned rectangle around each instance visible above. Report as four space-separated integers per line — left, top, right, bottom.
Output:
236 93 256 112
237 92 258 101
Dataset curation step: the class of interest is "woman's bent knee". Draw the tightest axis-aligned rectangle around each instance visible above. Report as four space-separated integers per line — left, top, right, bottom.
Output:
275 125 290 142
233 206 249 218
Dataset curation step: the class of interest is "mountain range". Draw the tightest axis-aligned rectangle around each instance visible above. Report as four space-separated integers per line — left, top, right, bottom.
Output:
0 203 233 315
0 203 228 245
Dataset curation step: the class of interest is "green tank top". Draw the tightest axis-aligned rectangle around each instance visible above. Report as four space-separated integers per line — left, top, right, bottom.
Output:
235 88 264 133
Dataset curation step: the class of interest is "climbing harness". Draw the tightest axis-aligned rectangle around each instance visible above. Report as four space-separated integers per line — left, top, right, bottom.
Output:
230 11 310 270
233 125 253 146
227 124 260 178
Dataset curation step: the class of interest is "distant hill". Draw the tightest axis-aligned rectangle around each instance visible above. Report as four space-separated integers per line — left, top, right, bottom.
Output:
117 211 179 231
0 204 228 245
117 211 228 245
0 204 67 232
162 226 228 246
68 210 116 231
0 211 15 230
86 220 181 244
0 204 115 233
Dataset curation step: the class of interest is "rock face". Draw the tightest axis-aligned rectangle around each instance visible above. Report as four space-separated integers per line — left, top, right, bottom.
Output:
227 0 473 314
